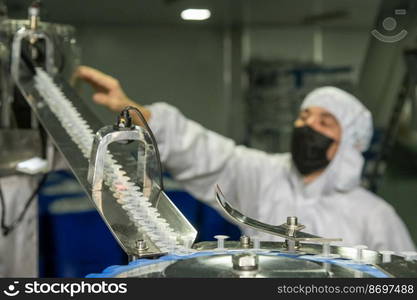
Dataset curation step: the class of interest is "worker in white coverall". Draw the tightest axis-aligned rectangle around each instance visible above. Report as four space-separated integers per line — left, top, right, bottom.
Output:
0 159 66 277
0 176 38 276
76 65 415 253
0 0 38 277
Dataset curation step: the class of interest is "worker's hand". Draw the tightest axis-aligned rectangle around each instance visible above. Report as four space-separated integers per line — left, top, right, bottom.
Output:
74 65 151 122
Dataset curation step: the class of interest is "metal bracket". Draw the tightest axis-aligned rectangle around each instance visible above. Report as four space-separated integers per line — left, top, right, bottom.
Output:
9 5 56 173
11 19 55 87
215 185 342 246
88 124 197 257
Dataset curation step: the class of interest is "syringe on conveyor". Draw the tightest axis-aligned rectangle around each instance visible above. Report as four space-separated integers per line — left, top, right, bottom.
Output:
8 3 417 278
6 5 355 260
33 69 198 257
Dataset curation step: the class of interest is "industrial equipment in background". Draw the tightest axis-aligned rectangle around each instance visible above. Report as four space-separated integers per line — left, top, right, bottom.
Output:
0 1 79 177
1 2 416 278
368 48 417 192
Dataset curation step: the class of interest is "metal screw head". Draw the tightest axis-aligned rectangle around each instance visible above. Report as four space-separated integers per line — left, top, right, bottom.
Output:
240 235 251 247
232 253 259 271
282 216 305 238
135 240 148 252
287 216 298 226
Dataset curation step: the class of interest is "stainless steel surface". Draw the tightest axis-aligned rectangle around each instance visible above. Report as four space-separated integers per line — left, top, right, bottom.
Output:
111 245 417 278
192 241 417 278
6 17 197 255
163 254 329 278
232 252 259 271
215 185 342 243
0 17 78 175
2 1 197 256
11 16 55 85
114 240 409 277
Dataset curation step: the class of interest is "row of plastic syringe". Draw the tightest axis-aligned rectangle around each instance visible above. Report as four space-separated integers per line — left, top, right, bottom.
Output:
34 68 192 255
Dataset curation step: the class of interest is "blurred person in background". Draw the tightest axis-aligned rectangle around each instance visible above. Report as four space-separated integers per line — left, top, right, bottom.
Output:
76 65 415 252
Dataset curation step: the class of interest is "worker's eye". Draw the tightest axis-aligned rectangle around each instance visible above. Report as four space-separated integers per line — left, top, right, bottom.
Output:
321 118 333 127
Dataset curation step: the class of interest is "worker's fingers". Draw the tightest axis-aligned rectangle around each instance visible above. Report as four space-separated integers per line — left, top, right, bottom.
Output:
92 93 111 106
93 93 126 112
75 65 105 79
76 65 120 92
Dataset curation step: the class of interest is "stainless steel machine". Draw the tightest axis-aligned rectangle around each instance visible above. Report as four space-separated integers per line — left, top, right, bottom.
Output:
0 2 78 176
1 3 417 278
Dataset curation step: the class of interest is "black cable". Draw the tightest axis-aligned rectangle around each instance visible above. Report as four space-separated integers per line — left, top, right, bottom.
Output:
0 173 47 236
120 106 165 191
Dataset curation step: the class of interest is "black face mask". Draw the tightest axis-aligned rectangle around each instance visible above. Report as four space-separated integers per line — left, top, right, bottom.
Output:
290 126 335 175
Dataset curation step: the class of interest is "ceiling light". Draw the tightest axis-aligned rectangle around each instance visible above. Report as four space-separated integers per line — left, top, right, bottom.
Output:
181 9 211 21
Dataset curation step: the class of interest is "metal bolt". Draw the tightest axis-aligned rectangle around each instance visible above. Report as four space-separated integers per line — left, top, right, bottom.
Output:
284 216 305 238
232 253 259 271
283 216 303 251
135 240 148 252
240 235 251 248
287 216 298 226
28 5 40 31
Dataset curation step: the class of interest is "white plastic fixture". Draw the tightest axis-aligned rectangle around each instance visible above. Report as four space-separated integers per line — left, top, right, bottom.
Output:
181 9 211 21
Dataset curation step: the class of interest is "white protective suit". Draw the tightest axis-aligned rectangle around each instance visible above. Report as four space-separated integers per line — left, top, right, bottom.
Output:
147 86 415 252
0 175 38 277
0 154 66 277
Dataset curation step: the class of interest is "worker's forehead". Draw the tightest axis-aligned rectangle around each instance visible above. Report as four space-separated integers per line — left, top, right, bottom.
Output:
300 106 337 120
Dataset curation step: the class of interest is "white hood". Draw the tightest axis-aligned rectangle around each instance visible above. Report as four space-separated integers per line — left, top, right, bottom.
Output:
299 86 373 193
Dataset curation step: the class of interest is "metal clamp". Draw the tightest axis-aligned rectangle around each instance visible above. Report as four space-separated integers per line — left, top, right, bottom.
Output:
88 125 153 198
88 124 164 257
88 123 197 257
215 185 342 249
11 4 55 85
9 2 55 173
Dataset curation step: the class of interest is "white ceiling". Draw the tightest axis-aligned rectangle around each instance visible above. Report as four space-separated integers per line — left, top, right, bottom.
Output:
4 0 380 29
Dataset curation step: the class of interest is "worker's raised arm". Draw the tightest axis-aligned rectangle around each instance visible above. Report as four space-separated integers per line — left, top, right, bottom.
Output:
74 65 272 208
74 65 150 125
146 102 239 203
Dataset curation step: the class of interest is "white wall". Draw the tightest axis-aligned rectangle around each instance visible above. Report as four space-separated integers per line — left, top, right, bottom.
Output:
249 27 315 62
76 25 228 135
74 24 371 140
248 27 370 81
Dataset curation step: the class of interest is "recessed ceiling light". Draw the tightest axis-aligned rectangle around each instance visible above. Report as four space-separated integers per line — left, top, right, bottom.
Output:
181 9 211 21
